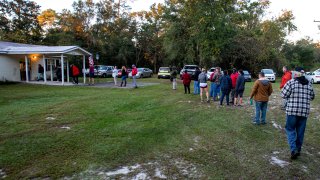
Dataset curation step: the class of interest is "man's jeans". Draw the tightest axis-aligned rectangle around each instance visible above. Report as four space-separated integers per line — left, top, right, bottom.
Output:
220 91 230 105
285 115 307 153
213 84 221 99
255 101 268 124
132 75 137 87
209 83 215 97
193 81 200 94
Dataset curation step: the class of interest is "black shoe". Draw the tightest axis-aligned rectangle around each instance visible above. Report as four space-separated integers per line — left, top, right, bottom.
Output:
291 151 299 160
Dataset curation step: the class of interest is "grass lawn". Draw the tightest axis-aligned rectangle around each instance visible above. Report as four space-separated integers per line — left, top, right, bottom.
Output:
0 77 319 179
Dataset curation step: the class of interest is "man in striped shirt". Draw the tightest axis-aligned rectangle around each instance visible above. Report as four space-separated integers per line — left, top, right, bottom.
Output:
281 67 315 160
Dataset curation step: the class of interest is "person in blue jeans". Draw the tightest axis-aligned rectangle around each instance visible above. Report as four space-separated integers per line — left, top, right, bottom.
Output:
211 67 222 101
219 70 232 106
281 67 315 160
193 68 201 94
250 72 273 124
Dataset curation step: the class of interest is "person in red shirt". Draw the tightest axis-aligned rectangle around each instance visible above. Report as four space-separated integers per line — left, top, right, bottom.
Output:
71 64 80 84
280 66 292 89
230 68 239 104
280 66 292 110
131 64 138 88
182 70 191 94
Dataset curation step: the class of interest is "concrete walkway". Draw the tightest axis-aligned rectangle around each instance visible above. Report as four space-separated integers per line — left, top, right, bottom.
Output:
24 80 159 88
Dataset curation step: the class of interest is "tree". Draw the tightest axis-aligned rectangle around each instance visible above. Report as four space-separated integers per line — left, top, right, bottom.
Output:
0 0 42 43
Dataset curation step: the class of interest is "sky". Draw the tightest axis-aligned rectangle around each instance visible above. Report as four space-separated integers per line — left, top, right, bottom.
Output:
33 0 320 42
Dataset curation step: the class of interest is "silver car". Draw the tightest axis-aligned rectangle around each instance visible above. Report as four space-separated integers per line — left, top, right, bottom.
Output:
85 65 114 78
129 68 153 78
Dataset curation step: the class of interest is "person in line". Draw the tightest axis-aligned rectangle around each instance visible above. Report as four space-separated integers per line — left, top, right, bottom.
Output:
55 65 62 82
219 70 232 106
88 64 95 85
209 69 216 98
131 65 138 88
120 66 127 87
281 67 315 160
193 68 201 95
230 68 239 104
112 66 118 86
199 68 209 103
37 64 44 81
170 66 178 90
212 67 222 101
182 70 191 94
250 72 273 125
71 64 80 84
234 70 246 106
280 66 292 110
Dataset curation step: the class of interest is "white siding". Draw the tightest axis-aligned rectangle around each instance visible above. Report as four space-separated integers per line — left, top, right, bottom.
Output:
0 55 20 81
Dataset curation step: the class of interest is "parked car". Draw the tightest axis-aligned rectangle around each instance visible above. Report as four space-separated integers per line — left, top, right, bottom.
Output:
261 69 276 83
129 68 153 78
305 71 320 84
158 67 171 79
180 65 200 80
85 65 114 77
243 70 252 82
206 67 215 79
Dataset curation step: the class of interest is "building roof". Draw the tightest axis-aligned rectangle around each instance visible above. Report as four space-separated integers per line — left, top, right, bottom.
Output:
0 41 91 56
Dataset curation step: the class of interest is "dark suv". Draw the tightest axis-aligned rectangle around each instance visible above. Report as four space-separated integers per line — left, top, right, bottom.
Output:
180 65 200 80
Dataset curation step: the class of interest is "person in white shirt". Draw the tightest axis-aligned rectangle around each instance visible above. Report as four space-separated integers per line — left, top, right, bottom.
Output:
112 66 118 86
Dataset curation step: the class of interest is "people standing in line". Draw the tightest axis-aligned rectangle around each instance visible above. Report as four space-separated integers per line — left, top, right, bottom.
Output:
182 70 191 94
71 64 80 84
234 70 246 106
212 67 222 101
280 66 292 110
250 72 273 125
112 66 118 86
170 66 178 90
37 64 44 81
199 68 209 103
193 68 201 95
219 70 232 106
281 67 315 160
230 68 239 104
131 65 138 88
88 64 95 85
120 66 127 87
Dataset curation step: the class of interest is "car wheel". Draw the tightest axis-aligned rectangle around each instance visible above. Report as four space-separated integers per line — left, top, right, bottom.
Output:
140 74 143 78
311 79 314 84
150 73 153 77
102 73 106 78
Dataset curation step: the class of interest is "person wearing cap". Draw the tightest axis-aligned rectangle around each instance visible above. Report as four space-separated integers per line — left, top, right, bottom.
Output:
250 72 273 125
198 68 209 102
131 64 138 88
230 68 239 104
281 67 315 160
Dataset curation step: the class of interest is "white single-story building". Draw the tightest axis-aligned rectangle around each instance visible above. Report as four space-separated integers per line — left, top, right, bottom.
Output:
0 41 92 85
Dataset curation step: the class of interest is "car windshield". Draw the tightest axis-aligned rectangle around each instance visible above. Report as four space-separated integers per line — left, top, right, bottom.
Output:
138 68 144 72
209 68 215 72
262 69 274 74
159 67 170 72
243 71 249 75
184 66 197 70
